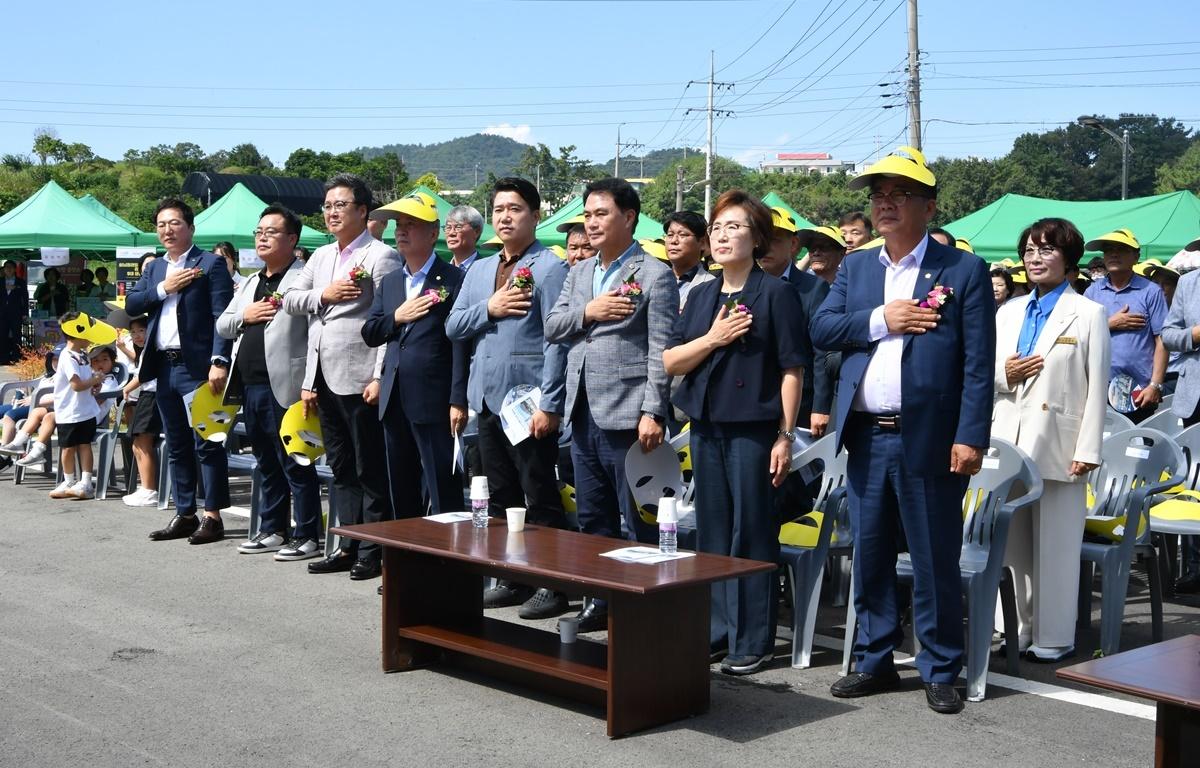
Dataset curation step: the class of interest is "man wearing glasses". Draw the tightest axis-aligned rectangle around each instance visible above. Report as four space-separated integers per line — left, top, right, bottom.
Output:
127 197 234 545
284 173 402 581
217 206 323 561
445 205 485 272
812 147 995 715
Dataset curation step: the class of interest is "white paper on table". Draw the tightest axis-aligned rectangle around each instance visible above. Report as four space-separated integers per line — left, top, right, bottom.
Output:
425 511 474 523
181 389 197 428
452 433 464 473
599 546 696 565
499 385 540 445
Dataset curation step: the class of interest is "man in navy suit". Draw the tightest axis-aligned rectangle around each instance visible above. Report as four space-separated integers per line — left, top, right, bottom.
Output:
127 197 235 545
363 193 468 518
811 147 995 715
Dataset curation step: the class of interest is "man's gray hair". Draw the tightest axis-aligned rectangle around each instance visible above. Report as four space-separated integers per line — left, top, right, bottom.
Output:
447 205 484 234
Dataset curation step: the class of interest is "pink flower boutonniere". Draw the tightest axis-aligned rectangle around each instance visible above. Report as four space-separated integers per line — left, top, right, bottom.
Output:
267 291 284 309
723 296 750 314
348 264 371 282
512 266 535 290
424 286 450 304
920 284 954 310
618 269 642 297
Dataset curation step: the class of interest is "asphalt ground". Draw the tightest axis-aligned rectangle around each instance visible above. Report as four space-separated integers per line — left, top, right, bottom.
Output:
3 367 1194 768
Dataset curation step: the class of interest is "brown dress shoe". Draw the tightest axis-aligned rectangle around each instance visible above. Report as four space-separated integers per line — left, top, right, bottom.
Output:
149 514 199 541
188 515 225 545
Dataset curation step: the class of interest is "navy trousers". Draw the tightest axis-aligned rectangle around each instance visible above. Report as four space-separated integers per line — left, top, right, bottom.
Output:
155 358 229 515
242 383 321 540
691 420 780 658
476 406 566 529
844 414 967 683
382 386 463 519
571 396 655 544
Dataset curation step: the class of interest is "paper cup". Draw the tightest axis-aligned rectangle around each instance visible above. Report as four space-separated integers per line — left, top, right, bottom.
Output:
505 507 526 532
559 617 579 644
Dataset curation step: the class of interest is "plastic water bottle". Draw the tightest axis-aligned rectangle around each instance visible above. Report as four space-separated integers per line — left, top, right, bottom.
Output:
657 497 678 555
470 476 490 529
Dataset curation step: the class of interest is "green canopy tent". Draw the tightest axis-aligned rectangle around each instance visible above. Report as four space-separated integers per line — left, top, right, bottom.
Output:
77 194 146 237
943 191 1200 264
193 182 332 250
375 184 496 255
534 196 665 248
0 180 154 250
760 192 817 231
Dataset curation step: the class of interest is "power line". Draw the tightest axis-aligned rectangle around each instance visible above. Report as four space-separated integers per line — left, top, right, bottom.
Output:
925 40 1200 54
716 0 798 74
931 50 1200 65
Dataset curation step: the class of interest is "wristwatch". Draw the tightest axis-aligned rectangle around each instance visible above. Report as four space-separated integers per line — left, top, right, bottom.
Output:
778 429 796 442
1147 382 1163 391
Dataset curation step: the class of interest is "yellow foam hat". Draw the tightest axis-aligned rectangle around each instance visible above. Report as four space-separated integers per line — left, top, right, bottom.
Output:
639 239 668 261
955 238 975 254
796 225 847 251
370 191 439 223
279 401 325 466
769 206 799 233
849 145 937 191
1146 263 1180 281
1009 265 1028 284
849 236 885 253
624 431 691 526
190 384 235 443
59 312 118 346
555 214 586 233
549 244 566 260
996 258 1018 269
1085 227 1140 252
482 234 503 247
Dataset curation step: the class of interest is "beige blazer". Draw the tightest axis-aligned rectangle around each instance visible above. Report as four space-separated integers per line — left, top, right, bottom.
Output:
991 286 1110 483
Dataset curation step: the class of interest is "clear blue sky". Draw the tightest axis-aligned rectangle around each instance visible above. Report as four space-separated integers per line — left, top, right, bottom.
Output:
4 0 1196 173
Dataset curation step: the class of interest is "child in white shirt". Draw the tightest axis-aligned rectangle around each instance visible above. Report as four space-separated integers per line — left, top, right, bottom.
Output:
50 315 107 500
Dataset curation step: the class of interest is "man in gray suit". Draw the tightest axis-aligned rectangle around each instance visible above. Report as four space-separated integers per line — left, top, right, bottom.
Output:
283 173 402 580
546 178 679 631
217 205 323 561
446 177 571 620
1163 265 1200 591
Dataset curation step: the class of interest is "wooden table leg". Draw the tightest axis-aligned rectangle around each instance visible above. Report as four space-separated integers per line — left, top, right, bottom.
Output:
606 585 710 737
382 548 482 672
1156 701 1200 768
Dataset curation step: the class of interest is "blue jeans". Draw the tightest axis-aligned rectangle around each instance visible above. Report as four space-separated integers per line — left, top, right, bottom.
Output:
155 358 229 515
571 398 654 544
691 420 780 658
242 384 321 540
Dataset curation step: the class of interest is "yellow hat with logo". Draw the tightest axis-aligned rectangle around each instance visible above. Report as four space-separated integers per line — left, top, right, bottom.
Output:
955 238 975 254
996 257 1018 269
59 311 118 346
190 384 236 443
555 214 587 233
1009 265 1028 284
796 225 847 251
1132 258 1162 276
279 401 325 466
1085 227 1140 252
769 206 800 233
370 191 439 223
849 145 937 191
639 239 669 261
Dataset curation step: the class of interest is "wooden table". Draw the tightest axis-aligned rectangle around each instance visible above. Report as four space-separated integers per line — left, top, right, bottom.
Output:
1057 634 1200 768
332 518 775 737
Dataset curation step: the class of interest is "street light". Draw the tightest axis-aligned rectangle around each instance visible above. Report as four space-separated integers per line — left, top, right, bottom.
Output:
1077 115 1131 200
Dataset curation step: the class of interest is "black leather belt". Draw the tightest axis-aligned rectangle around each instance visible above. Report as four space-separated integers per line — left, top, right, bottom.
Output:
855 411 901 431
162 348 186 365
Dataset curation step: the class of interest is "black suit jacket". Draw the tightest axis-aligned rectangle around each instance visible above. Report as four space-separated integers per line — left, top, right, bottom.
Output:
362 255 468 424
782 265 833 419
2 278 27 322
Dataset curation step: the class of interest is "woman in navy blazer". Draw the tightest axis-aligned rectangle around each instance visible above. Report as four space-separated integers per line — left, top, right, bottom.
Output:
664 190 809 676
1 260 27 363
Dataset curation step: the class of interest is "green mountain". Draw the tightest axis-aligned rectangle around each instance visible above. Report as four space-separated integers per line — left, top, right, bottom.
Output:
598 147 702 178
357 134 528 189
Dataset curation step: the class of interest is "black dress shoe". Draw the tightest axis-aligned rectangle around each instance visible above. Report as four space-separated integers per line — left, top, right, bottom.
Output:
187 516 225 545
307 550 355 574
1175 572 1200 594
350 558 382 581
924 682 964 714
149 514 199 541
575 602 608 633
483 580 534 608
830 671 902 698
518 588 569 620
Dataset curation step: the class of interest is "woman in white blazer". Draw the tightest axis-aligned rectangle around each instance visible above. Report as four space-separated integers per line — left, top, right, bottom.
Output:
992 218 1110 662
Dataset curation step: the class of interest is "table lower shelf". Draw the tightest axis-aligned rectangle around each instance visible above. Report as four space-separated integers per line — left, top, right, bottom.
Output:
397 617 609 690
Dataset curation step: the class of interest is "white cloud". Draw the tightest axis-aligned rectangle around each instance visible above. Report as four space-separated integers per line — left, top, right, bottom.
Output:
483 123 534 144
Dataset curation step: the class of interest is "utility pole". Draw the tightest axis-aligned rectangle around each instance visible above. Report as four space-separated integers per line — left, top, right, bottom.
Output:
535 164 541 193
906 0 922 149
614 123 643 179
676 166 685 211
474 163 479 187
685 52 733 220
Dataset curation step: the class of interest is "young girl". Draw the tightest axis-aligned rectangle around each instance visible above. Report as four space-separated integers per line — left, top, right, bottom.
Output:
0 346 59 470
119 316 160 506
49 313 109 500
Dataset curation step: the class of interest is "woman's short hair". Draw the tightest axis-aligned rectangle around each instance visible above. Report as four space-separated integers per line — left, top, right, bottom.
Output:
711 190 774 260
1023 217 1086 269
990 268 1015 296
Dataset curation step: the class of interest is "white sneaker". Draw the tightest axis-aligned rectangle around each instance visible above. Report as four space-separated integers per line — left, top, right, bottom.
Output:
0 435 30 455
49 478 76 499
67 479 95 500
15 442 47 467
274 537 322 561
238 532 286 554
123 487 159 507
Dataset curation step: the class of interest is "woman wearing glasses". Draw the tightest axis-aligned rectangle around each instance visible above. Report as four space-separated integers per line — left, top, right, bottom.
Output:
991 218 1110 662
664 190 809 676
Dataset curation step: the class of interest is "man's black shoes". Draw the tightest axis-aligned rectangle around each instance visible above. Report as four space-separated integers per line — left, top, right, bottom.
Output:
575 601 608 633
924 682 964 714
149 514 199 541
349 558 382 581
829 671 901 698
307 550 355 574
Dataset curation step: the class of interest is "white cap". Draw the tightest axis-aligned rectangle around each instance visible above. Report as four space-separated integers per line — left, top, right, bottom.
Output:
470 476 489 499
656 496 678 524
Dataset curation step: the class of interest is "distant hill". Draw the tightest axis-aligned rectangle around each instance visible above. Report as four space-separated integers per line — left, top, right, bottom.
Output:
357 134 528 189
597 147 700 178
